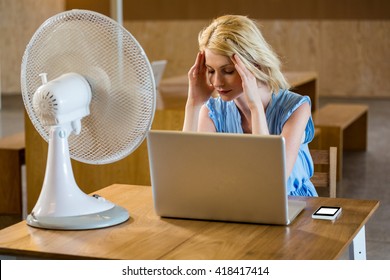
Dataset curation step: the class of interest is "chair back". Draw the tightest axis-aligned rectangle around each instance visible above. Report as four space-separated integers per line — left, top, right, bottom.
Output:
310 147 337 198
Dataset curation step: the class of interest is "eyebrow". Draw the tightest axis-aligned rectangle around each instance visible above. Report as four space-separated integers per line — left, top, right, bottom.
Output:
205 63 234 69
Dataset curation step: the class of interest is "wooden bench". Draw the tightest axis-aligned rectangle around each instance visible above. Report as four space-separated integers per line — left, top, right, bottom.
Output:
313 103 368 181
285 71 318 112
0 132 25 214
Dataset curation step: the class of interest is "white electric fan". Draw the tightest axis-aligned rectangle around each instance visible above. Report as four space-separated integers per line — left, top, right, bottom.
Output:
21 10 156 230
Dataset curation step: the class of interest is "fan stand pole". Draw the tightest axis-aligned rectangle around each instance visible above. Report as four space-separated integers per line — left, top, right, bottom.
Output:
26 124 129 230
110 0 123 26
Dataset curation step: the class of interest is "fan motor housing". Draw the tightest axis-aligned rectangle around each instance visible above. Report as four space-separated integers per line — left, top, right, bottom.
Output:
33 73 92 126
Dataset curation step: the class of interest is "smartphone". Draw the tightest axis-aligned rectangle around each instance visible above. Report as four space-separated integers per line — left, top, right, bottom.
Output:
312 206 342 220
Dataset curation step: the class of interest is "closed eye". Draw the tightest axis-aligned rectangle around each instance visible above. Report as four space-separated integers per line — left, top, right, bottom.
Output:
223 69 235 74
207 69 215 74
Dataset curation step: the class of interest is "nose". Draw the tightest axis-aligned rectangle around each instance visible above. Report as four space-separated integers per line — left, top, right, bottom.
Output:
211 72 224 88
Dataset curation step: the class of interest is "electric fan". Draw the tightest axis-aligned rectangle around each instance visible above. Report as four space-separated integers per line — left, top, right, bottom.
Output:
21 10 156 230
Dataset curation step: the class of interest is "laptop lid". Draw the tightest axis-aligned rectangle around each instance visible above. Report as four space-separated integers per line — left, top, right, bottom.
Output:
151 60 167 87
147 130 305 225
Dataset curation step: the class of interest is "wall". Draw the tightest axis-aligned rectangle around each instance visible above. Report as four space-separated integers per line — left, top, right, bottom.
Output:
121 0 390 98
0 0 65 95
1 0 389 98
125 19 389 98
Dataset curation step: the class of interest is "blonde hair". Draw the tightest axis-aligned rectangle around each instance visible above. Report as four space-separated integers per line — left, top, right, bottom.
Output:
198 15 289 93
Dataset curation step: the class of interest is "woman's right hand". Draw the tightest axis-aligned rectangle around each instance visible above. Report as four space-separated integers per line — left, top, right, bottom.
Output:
187 52 214 107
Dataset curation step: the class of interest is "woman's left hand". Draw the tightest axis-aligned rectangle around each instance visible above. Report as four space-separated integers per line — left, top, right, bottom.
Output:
232 54 270 135
231 54 263 111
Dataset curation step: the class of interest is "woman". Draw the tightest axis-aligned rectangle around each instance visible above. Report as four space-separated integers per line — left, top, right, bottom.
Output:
183 15 317 196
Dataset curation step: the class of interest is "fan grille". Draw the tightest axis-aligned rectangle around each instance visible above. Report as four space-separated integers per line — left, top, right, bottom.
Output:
21 10 156 164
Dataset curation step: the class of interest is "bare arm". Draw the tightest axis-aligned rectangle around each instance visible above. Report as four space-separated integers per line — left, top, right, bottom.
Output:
183 103 203 132
197 104 217 132
281 102 311 177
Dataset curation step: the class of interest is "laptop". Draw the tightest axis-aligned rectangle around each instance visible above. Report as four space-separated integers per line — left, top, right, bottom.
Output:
146 130 306 225
151 60 167 88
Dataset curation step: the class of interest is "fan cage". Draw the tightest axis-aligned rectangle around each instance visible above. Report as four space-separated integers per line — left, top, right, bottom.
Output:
21 10 156 164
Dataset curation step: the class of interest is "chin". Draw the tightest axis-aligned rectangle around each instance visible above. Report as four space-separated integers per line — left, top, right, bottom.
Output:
218 94 234 102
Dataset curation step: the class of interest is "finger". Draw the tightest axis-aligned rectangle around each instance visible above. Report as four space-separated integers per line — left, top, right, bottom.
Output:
188 55 199 76
199 51 206 67
232 54 245 67
196 52 208 76
189 52 202 78
188 64 197 78
232 54 248 81
234 54 253 76
197 52 208 72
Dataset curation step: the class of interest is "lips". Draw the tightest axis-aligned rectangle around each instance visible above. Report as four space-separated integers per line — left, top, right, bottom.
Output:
217 89 231 95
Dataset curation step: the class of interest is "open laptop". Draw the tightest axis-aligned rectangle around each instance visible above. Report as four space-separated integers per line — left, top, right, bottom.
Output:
146 130 306 225
151 60 167 88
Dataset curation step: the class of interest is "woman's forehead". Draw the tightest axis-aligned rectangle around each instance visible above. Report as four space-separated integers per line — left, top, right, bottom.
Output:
205 49 233 68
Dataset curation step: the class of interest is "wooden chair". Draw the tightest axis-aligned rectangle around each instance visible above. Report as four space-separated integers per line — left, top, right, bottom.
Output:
310 147 337 198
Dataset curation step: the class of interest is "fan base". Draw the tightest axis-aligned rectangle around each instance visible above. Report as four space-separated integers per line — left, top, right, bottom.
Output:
26 205 129 230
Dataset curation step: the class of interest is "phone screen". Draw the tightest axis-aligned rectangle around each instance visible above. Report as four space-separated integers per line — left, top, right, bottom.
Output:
312 206 342 220
315 207 339 215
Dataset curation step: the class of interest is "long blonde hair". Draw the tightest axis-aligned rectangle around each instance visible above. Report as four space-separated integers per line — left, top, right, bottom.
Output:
198 15 289 93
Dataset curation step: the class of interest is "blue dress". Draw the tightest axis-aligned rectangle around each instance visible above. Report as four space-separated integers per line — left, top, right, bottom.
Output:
205 89 318 197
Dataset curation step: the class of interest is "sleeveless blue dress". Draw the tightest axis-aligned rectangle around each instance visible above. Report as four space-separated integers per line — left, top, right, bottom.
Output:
205 89 318 197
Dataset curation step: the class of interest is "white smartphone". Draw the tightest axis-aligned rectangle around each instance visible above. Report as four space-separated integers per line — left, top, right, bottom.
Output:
312 206 342 220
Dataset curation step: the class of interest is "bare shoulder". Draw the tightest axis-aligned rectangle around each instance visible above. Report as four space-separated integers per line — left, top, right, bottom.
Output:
289 101 311 121
198 103 216 132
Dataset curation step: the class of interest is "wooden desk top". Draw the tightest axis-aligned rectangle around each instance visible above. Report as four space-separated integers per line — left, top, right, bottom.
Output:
0 184 379 260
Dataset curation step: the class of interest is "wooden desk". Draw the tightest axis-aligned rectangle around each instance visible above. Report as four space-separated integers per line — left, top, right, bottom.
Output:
0 184 379 260
159 71 318 111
